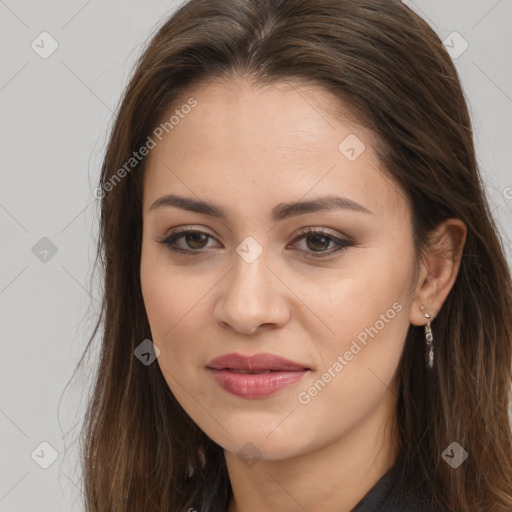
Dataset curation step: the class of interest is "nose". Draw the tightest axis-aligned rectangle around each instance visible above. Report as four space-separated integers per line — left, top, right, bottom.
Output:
214 252 291 336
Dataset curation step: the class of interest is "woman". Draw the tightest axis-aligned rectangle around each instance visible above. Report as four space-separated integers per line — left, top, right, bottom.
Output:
77 0 512 510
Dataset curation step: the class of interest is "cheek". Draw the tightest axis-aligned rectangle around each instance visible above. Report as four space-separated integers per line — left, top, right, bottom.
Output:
304 248 413 374
340 234 414 321
140 247 200 337
140 249 211 383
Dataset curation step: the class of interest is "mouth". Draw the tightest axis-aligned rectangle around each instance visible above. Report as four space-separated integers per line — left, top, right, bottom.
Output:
207 368 309 398
206 352 311 398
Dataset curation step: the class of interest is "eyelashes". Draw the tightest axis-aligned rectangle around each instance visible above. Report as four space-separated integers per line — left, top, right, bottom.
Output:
158 226 354 259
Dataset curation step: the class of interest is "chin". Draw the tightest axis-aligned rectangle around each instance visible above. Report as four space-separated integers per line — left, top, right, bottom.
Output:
206 421 314 463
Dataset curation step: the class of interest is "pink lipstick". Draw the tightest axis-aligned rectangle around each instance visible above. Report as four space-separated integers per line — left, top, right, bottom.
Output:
206 352 310 398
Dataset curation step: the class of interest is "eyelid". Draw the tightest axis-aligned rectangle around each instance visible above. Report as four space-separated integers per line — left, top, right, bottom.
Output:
161 225 351 243
163 225 214 239
293 225 351 241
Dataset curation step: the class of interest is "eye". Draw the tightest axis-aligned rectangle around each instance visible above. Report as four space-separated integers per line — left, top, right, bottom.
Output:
287 227 353 258
158 226 353 258
158 227 220 253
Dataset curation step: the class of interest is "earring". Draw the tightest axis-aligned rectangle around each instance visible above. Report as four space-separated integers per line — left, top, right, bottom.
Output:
420 305 434 369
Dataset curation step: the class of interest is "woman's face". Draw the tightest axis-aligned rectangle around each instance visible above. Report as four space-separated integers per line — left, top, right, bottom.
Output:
140 78 418 461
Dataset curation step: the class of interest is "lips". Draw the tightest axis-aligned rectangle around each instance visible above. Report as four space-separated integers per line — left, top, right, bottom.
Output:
206 352 311 398
206 352 310 372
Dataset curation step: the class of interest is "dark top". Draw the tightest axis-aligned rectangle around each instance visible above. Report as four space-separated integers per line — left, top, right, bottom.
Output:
350 460 442 512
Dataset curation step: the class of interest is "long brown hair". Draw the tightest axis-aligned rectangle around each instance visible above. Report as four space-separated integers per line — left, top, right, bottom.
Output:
74 0 512 510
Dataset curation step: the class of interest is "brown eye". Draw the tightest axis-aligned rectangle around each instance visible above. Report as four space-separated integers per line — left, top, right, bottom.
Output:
184 232 209 249
289 227 353 258
305 233 331 252
159 228 219 253
158 226 353 258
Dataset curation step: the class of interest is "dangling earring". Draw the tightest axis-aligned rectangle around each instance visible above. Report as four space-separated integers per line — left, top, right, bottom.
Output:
420 305 434 369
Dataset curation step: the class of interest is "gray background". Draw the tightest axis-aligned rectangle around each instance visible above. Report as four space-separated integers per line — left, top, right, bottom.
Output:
1 1 511 510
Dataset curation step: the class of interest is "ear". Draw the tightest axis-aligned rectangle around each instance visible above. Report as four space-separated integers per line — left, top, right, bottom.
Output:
409 218 467 326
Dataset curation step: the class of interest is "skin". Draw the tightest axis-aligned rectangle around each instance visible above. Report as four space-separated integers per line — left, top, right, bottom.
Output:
140 77 466 512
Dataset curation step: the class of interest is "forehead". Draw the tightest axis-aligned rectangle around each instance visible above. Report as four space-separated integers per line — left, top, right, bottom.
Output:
142 77 408 220
161 77 369 155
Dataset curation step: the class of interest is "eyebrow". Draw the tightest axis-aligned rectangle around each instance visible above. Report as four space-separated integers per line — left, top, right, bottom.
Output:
148 193 372 220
